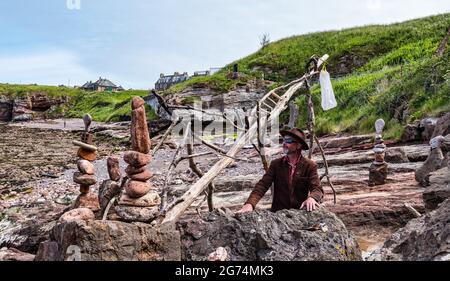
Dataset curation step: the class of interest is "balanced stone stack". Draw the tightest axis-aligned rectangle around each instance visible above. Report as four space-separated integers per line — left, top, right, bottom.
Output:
116 97 161 223
72 114 100 211
369 119 388 186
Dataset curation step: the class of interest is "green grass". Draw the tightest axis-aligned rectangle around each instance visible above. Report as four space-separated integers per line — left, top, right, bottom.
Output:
65 90 158 122
0 84 158 122
0 84 82 98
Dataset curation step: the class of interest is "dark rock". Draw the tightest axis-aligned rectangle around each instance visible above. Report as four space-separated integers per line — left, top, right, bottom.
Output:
98 180 122 213
0 247 35 261
415 147 445 186
34 220 180 261
432 112 450 138
34 241 61 261
368 162 388 186
420 118 438 141
0 96 13 122
423 168 450 210
180 208 362 261
369 198 450 261
401 123 420 143
385 147 409 163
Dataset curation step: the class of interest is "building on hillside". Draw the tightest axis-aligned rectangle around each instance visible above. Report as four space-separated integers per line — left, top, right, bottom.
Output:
155 72 189 91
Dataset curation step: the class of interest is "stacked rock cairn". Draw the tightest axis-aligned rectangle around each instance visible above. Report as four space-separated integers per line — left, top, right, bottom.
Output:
369 119 388 186
115 97 161 222
72 114 100 211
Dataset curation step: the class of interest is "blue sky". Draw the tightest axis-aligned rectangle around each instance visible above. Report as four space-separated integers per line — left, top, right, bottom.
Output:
0 0 449 89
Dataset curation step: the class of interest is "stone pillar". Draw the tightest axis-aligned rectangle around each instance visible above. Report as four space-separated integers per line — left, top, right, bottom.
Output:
369 119 388 186
116 97 160 223
72 114 100 211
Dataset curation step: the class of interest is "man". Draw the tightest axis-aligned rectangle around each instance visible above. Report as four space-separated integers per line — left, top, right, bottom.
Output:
237 128 323 213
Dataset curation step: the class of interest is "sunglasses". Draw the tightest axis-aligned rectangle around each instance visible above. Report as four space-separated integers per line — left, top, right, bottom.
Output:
283 138 298 144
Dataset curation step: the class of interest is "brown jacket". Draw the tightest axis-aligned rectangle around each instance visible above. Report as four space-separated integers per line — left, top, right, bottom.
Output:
245 155 323 212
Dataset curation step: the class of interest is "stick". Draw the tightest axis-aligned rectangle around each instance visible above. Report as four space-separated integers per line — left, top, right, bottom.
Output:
305 79 315 159
187 135 214 212
404 203 421 218
256 103 269 172
159 121 191 212
314 136 337 204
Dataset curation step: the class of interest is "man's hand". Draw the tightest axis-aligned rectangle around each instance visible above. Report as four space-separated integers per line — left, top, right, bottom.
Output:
236 203 254 214
300 197 320 212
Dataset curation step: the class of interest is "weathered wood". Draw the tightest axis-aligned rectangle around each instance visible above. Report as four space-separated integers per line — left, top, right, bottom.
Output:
161 54 329 225
256 103 269 172
305 79 316 159
187 137 214 212
160 121 191 212
404 203 422 218
314 136 337 204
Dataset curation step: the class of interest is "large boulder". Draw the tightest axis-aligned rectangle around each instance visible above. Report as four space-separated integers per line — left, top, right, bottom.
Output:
432 112 450 138
369 198 450 261
35 220 181 261
423 168 450 210
180 208 362 261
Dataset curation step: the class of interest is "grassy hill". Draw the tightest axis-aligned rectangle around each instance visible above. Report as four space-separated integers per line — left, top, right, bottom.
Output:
165 13 450 139
0 84 156 122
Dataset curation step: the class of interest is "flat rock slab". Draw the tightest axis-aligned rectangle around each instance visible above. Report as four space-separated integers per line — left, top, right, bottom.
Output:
115 205 160 223
180 208 362 261
118 192 161 207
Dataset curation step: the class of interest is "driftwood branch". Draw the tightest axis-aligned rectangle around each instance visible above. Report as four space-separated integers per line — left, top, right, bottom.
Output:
306 79 316 159
160 121 191 212
314 136 337 204
404 203 421 218
187 137 214 212
256 103 269 172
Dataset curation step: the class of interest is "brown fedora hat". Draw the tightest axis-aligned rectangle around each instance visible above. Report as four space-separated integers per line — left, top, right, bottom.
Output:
280 128 309 150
